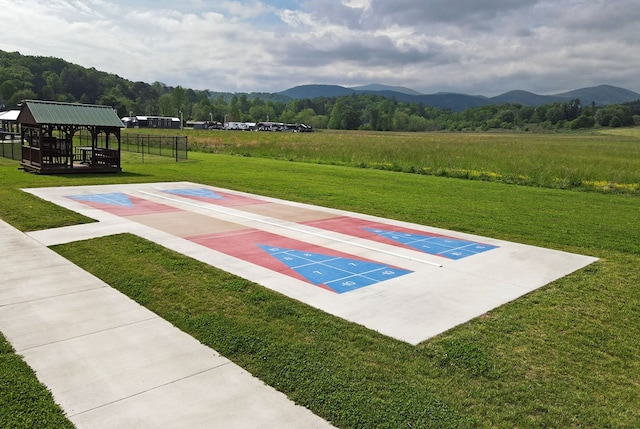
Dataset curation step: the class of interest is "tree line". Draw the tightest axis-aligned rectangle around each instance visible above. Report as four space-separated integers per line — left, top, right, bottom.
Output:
1 50 638 132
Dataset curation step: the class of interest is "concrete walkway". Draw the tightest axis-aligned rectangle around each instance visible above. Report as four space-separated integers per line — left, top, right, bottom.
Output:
0 219 335 429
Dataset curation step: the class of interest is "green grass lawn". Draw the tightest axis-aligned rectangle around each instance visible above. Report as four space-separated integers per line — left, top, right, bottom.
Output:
1 130 639 428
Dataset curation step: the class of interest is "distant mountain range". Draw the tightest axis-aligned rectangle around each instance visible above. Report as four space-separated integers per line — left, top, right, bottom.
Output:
278 84 640 111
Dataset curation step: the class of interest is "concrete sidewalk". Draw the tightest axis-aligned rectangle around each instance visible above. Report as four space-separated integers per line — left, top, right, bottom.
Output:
0 219 335 429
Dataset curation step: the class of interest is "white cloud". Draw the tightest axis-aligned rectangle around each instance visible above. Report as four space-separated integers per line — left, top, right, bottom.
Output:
342 0 371 9
278 9 315 27
0 0 638 95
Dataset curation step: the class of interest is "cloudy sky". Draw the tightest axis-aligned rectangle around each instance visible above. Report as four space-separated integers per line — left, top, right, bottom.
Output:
1 0 638 96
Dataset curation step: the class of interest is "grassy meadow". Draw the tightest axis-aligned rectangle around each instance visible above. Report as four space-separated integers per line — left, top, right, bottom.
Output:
1 128 639 428
177 128 640 194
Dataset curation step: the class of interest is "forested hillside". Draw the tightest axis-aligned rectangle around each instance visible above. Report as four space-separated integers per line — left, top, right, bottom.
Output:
1 50 638 131
0 50 205 118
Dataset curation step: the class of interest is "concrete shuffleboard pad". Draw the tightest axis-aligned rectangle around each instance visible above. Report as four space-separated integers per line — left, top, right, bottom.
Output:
25 182 598 345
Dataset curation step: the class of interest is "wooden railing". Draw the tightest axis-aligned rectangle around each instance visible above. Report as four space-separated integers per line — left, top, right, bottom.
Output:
93 148 119 167
22 146 42 166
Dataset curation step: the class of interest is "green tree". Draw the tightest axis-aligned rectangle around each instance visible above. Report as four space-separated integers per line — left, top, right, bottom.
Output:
545 105 565 124
517 106 536 123
0 80 20 104
361 103 380 130
393 110 410 131
170 86 188 117
497 109 516 124
193 98 213 121
407 114 430 132
569 114 595 130
595 105 633 127
8 89 37 107
328 98 346 129
294 108 317 125
250 103 277 122
158 93 175 116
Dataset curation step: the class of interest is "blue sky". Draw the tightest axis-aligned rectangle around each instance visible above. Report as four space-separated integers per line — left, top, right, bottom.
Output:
1 0 638 95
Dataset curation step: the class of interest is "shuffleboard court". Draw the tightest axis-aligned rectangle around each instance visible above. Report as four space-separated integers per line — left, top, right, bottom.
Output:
188 228 412 294
25 182 598 344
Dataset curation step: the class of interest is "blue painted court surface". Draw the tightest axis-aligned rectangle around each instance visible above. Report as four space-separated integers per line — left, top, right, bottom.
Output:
259 244 412 293
69 193 134 207
163 188 224 200
364 228 498 260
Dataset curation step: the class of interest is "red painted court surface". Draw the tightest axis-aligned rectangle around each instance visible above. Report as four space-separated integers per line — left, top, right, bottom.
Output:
25 182 598 345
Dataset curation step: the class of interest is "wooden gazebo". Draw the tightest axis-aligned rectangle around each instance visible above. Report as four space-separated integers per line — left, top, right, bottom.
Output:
19 100 124 174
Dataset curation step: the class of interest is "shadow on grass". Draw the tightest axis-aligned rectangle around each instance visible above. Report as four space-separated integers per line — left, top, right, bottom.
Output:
46 171 154 179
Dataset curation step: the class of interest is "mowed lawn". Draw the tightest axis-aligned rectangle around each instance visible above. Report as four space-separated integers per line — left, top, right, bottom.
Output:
1 129 639 428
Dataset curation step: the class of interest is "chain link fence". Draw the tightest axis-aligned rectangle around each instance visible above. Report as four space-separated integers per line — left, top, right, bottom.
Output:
121 133 188 161
1 132 188 163
0 138 20 161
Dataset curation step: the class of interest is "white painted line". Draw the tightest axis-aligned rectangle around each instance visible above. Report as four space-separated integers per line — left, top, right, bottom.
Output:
139 191 444 268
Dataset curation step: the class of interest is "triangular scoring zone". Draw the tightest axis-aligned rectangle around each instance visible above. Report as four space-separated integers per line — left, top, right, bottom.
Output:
258 244 412 294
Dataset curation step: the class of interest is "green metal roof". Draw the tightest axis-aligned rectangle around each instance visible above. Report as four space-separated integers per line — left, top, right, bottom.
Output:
22 100 124 128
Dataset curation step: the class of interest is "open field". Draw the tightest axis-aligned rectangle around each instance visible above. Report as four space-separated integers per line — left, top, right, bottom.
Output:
130 127 640 194
1 130 639 428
